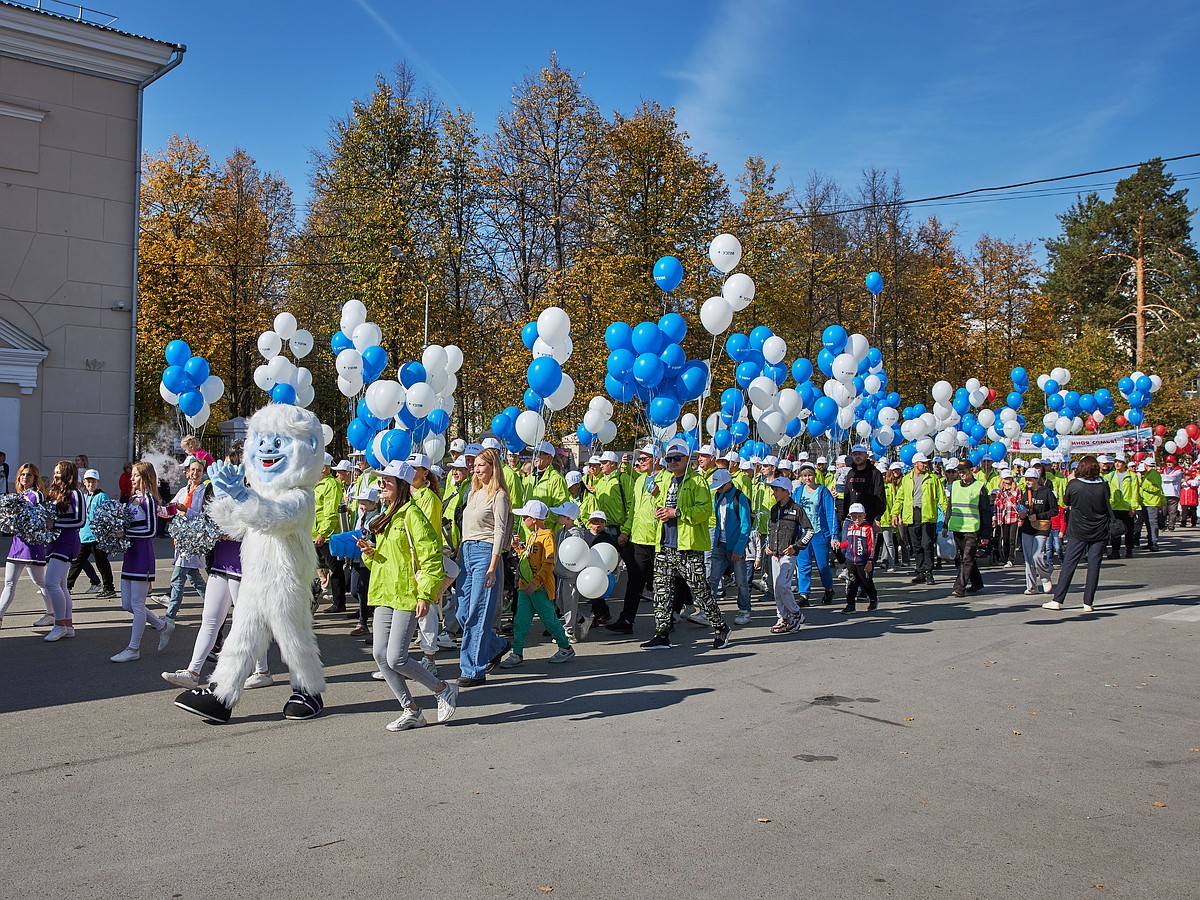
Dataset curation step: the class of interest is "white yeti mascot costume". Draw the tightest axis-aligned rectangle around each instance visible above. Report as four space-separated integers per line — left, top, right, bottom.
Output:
174 403 327 724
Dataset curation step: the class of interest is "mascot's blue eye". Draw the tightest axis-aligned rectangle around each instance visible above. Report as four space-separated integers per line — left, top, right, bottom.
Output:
273 439 281 449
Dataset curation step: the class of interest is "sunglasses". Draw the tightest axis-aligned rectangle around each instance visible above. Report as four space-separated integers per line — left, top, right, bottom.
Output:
665 455 685 463
636 456 650 463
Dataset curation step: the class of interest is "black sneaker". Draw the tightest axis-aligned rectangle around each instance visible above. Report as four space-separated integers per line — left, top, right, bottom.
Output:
486 640 511 673
283 690 324 720
797 596 810 608
605 620 634 634
174 688 232 724
712 627 731 650
456 676 486 687
821 589 834 604
910 575 925 584
867 600 878 611
640 632 673 650
839 605 855 615
97 589 116 599
924 575 936 585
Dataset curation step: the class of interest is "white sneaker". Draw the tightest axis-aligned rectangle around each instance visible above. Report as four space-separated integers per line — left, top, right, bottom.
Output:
386 708 426 731
243 672 274 690
419 657 438 678
110 647 140 663
1004 560 1014 568
157 619 175 652
435 682 459 723
499 652 524 669
685 608 710 626
548 646 575 664
1082 604 1095 613
436 631 458 649
43 624 75 642
162 669 200 689
1041 600 1063 611
371 670 386 681
33 614 55 627
734 610 752 626
578 617 592 641
1041 579 1053 593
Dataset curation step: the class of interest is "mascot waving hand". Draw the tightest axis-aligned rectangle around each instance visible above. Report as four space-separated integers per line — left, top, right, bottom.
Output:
174 404 327 724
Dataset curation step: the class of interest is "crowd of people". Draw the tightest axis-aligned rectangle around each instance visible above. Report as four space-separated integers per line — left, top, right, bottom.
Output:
1 434 1197 732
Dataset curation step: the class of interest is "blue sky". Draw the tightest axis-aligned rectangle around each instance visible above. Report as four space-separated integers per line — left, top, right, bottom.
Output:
105 0 1200 258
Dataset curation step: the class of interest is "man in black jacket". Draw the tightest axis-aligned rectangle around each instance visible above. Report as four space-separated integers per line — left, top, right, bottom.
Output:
842 443 886 526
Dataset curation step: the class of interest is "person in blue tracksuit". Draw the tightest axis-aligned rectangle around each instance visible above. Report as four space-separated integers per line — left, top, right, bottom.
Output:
707 469 753 625
792 461 838 604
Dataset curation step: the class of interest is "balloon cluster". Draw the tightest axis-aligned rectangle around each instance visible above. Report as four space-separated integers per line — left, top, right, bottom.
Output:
575 397 617 448
1164 423 1200 456
500 307 577 451
699 234 754 335
897 376 1001 465
807 325 899 453
254 312 315 406
557 532 619 600
1114 370 1162 428
160 341 225 428
709 326 796 449
329 300 390 402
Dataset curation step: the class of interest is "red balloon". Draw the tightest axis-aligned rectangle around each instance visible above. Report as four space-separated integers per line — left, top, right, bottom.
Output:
1085 418 1097 432
987 388 997 402
1187 424 1200 440
1116 414 1127 426
1154 424 1166 436
1134 451 1146 462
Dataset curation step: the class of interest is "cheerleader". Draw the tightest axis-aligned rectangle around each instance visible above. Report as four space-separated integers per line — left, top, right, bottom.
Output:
0 463 54 629
111 461 167 662
42 461 85 641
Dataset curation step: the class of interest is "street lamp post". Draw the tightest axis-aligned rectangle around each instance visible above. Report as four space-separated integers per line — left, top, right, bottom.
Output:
388 245 429 348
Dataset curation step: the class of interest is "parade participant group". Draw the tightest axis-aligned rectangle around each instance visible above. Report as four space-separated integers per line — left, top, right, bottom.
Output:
2 428 1197 732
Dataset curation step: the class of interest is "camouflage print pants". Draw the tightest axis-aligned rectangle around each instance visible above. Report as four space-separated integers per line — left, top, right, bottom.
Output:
653 546 726 635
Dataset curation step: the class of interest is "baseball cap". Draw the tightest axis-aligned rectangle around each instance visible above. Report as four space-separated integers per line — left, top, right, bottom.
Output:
769 476 793 492
450 456 468 470
354 484 380 502
331 459 354 472
851 443 869 453
513 500 550 520
638 444 657 458
323 452 333 467
536 441 555 456
698 444 717 457
465 443 483 457
778 458 794 470
723 452 740 464
379 461 415 483
739 459 754 471
797 461 816 473
1023 468 1041 479
848 502 866 514
565 470 583 486
1147 459 1157 466
1097 454 1112 463
912 452 929 463
763 455 780 467
710 469 732 489
587 455 602 466
798 451 810 461
449 438 467 453
836 455 847 465
482 437 503 451
889 461 903 470
816 456 828 465
350 449 366 458
407 453 431 470
550 500 580 520
944 458 959 470
588 510 607 522
664 439 690 457
600 450 620 464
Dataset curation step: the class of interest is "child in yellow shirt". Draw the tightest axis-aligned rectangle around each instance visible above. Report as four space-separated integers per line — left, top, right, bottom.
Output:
499 500 576 668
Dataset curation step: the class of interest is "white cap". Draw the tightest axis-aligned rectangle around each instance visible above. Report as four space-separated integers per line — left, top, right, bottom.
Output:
513 499 550 520
837 454 848 464
566 471 583 486
331 459 354 472
848 502 866 515
550 500 580 520
664 439 690 457
380 461 415 483
638 444 657 458
536 441 555 456
723 452 740 464
798 451 810 461
354 484 380 502
600 450 620 464
1114 451 1127 461
816 456 828 465
912 452 929 463
1147 458 1157 467
323 452 333 467
710 469 732 489
588 509 607 522
482 437 503 451
1097 454 1112 463
1136 462 1147 473
350 449 366 458
698 444 717 457
82 468 100 480
763 455 780 467
465 443 483 456
450 438 467 453
450 456 468 470
1024 468 1041 479
889 461 903 470
945 458 960 470
769 476 793 492
778 458 794 470
739 459 754 471
587 455 602 466
797 461 816 473
407 453 431 470
431 465 445 479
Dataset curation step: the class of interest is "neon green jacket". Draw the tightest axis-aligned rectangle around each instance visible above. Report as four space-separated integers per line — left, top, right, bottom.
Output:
653 468 714 552
898 470 945 525
1139 470 1163 507
364 500 445 609
412 485 444 548
629 472 661 545
442 478 468 549
1105 470 1139 511
594 470 635 532
312 474 341 540
527 466 570 511
751 477 775 535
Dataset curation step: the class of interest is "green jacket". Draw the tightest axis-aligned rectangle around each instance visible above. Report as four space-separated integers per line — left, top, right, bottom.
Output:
1139 469 1164 507
628 472 661 545
526 466 570 511
751 477 775 535
502 464 527 509
412 485 444 548
364 500 445 609
442 478 468 549
1105 470 1139 511
594 470 635 532
312 474 341 540
653 468 714 553
898 470 945 525
884 479 902 522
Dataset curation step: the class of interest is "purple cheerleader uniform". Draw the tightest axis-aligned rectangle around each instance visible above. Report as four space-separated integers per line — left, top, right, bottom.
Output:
121 495 158 583
47 489 85 563
7 490 47 567
209 539 242 581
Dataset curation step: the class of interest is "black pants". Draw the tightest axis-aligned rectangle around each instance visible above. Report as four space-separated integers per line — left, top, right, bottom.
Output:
953 533 982 593
1110 511 1135 557
1051 538 1105 607
617 542 655 624
906 520 936 576
314 542 347 607
846 564 878 607
67 541 113 591
349 560 371 626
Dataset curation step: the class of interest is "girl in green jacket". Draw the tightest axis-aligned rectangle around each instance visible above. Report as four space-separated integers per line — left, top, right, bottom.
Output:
358 461 458 732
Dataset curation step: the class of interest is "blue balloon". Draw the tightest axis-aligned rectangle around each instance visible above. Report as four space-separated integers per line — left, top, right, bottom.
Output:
969 449 985 467
526 357 563 398
725 333 750 362
1043 378 1059 395
523 388 545 412
183 356 210 388
410 418 430 442
713 429 733 451
271 384 296 405
764 362 788 386
382 429 412 462
1064 390 1081 410
1079 394 1097 414
658 312 687 345
952 395 971 415
1011 366 1028 385
503 406 522 421
178 390 204 416
734 361 759 388
427 409 450 435
364 443 383 471
1094 388 1113 405
748 326 774 351
660 342 686 375
606 348 636 383
791 358 814 384
988 442 1008 462
807 417 827 438
399 362 427 388
576 424 596 446
331 331 354 354
1044 434 1059 451
356 399 386 429
347 419 373 451
864 271 884 295
1030 432 1045 448
1134 375 1152 394
361 345 388 383
491 413 515 440
631 321 664 355
649 396 681 426
813 396 838 425
730 421 750 444
632 353 664 389
912 403 927 416
721 388 745 416
1117 377 1134 396
1047 394 1064 412
1006 391 1023 410
886 391 902 408
506 438 526 454
785 417 803 438
652 256 684 292
866 348 883 368
1127 408 1144 426
164 340 191 367
898 443 917 465
605 322 633 352
822 325 848 353
521 321 539 350
605 373 637 403
678 361 709 401
162 365 191 396
817 348 836 377
397 406 419 430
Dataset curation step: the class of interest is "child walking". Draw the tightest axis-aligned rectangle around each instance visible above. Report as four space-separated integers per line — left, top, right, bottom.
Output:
840 503 879 614
550 500 587 641
0 463 54 630
499 500 576 668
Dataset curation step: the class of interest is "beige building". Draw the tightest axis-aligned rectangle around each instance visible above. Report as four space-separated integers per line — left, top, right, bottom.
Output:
0 1 182 486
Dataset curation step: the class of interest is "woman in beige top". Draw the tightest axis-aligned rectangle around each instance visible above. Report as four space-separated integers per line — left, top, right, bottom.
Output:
457 449 512 686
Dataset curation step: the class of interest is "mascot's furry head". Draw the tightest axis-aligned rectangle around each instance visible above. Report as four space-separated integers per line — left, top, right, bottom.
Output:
244 404 325 493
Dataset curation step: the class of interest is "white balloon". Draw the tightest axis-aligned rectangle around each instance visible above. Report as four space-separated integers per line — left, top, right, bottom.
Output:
515 410 546 446
916 436 935 456
423 434 446 461
531 337 556 359
878 407 899 428
159 382 179 406
1058 436 1073 452
257 331 282 360
544 374 575 412
836 407 856 429
977 408 996 428
680 413 698 432
552 336 573 365
583 408 607 434
429 369 449 396
321 424 334 446
863 375 882 395
294 367 313 389
335 348 363 380
422 344 448 374
721 273 755 311
352 322 382 353
287 330 313 359
1165 440 1178 454
273 312 297 340
444 345 463 374
969 389 987 407
706 412 722 437
558 536 591 573
340 299 367 333
200 375 225 404
370 431 388 466
999 407 1017 423
1036 373 1049 390
708 233 742 274
589 396 614 418
537 307 571 346
253 365 275 392
759 409 786 443
931 380 953 403
589 544 621 575
1149 374 1162 392
776 388 802 420
576 566 609 600
366 380 404 420
832 353 858 384
406 383 437 418
338 374 363 398
762 335 787 365
1003 419 1021 439
747 376 778 410
266 355 294 384
856 420 873 439
876 425 895 445
845 333 870 363
965 378 981 392
186 402 210 428
440 373 457 398
597 419 617 444
652 423 678 443
1051 367 1070 385
295 384 315 408
700 295 733 335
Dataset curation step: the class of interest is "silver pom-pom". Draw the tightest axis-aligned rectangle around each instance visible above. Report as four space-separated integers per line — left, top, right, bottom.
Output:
91 499 133 555
17 501 60 546
167 513 223 559
0 494 23 534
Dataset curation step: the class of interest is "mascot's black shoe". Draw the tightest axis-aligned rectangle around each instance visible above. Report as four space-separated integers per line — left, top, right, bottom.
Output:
283 691 324 720
175 688 233 724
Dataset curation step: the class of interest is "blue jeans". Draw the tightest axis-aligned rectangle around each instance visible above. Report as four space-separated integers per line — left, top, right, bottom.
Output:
1046 530 1063 562
166 565 206 621
708 542 750 611
457 541 506 679
795 533 833 598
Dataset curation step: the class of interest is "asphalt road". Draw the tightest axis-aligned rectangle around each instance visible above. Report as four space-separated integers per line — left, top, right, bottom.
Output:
1 532 1198 899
